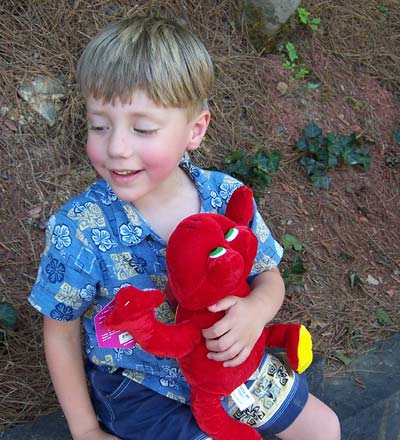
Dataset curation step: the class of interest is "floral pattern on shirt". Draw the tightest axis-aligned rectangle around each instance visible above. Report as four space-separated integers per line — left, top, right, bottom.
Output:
29 161 283 403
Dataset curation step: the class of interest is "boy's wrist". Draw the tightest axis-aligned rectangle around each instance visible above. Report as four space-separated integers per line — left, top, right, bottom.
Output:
71 422 102 440
249 268 285 325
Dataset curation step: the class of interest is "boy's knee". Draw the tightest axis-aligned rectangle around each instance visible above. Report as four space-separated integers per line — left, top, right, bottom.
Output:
325 408 341 440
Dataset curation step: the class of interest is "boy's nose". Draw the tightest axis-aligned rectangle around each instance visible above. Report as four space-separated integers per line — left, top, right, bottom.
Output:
108 129 132 158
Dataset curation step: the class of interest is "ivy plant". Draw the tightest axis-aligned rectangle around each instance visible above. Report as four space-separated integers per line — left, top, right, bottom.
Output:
282 254 307 287
279 42 310 80
281 233 306 287
282 233 303 252
385 129 400 167
296 122 371 190
0 302 17 330
297 7 321 30
223 149 282 189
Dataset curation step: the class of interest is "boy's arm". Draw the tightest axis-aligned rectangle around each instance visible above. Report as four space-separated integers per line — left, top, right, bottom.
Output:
202 267 285 367
43 317 120 440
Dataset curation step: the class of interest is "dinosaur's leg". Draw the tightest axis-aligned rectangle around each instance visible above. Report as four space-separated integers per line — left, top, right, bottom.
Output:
191 388 261 440
263 323 313 373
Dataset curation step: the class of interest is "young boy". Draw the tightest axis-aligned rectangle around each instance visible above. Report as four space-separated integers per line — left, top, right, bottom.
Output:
29 15 340 440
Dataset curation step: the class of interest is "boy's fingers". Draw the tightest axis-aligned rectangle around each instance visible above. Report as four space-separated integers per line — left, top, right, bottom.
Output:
208 295 237 312
207 340 242 362
223 346 251 367
202 313 234 339
205 331 236 352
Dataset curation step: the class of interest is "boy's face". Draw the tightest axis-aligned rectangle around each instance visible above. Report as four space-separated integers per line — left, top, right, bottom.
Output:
85 90 209 205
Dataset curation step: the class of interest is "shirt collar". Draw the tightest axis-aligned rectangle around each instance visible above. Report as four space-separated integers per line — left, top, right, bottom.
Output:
103 160 210 246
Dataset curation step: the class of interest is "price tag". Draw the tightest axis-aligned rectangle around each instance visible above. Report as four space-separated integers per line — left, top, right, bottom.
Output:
94 299 136 349
230 383 255 411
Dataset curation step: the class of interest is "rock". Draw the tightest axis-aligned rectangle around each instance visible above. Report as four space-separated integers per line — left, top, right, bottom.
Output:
366 275 380 286
18 75 65 126
277 81 288 94
245 0 301 36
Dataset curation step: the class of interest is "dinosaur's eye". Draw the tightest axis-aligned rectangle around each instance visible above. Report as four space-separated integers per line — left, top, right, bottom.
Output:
209 247 226 258
225 228 239 242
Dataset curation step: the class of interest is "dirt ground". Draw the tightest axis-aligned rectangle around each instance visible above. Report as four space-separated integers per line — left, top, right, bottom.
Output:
0 0 399 431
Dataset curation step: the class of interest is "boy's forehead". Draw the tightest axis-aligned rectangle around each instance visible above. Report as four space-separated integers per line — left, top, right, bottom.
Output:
85 93 190 122
86 92 161 113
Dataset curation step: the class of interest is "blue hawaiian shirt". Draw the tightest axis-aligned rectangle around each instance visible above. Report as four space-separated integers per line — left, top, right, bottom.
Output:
29 161 283 403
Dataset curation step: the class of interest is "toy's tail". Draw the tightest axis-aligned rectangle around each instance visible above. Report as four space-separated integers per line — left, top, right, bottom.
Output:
263 323 313 374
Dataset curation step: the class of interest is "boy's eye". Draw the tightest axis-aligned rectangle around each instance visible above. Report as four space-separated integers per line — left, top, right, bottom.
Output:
134 128 158 135
89 126 106 132
225 228 239 242
209 247 226 259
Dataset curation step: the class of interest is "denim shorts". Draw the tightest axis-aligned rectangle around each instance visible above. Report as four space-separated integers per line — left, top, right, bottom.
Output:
87 353 308 440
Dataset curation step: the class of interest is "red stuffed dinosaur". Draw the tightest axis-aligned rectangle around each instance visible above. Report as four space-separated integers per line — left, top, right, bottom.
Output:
105 185 313 440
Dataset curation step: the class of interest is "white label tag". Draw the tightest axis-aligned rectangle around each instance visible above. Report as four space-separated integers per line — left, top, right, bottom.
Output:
118 331 133 345
230 383 255 411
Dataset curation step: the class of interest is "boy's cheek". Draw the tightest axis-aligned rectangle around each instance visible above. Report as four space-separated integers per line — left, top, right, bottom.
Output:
86 140 102 162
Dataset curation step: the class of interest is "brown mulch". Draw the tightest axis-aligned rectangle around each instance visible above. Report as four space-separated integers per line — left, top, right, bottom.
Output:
1 0 399 431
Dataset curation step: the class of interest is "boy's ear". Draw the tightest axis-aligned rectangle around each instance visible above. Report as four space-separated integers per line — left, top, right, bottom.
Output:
187 110 210 151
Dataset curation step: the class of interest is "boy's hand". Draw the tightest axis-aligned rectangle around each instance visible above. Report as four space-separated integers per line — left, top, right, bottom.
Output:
74 426 121 440
202 295 266 367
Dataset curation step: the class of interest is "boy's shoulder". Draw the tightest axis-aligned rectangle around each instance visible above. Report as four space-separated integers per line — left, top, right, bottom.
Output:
182 160 245 213
182 160 243 192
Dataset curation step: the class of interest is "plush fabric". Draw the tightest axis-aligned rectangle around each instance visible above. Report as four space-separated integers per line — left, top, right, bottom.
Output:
105 186 312 440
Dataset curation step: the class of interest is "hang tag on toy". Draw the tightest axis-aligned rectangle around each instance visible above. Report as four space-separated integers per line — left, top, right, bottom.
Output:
230 383 255 411
94 299 136 349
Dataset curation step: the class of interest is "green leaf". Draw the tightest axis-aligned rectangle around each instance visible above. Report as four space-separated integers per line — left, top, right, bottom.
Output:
226 159 250 178
224 150 245 164
379 4 389 13
326 137 342 168
309 18 321 30
327 154 339 169
285 42 298 62
348 271 362 289
224 149 280 188
0 302 17 329
297 137 309 152
297 7 310 24
283 60 294 71
282 233 303 251
290 276 305 285
375 308 393 326
290 254 306 275
311 173 331 190
335 352 352 366
342 146 371 170
349 271 356 289
307 82 320 90
255 150 282 173
282 254 307 287
304 121 323 139
337 133 357 149
296 67 310 80
307 137 325 158
299 157 325 175
394 128 400 145
252 167 272 186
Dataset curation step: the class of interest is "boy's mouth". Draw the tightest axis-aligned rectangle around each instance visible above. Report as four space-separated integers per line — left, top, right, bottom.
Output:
112 170 140 176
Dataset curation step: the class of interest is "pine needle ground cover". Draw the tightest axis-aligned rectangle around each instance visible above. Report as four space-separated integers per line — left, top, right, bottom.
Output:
0 0 399 430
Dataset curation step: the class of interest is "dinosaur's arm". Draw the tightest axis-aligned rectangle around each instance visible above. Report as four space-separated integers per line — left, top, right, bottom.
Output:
133 317 202 358
104 286 202 358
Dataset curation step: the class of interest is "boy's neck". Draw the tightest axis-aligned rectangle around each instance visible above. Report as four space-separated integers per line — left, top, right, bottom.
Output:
133 167 200 242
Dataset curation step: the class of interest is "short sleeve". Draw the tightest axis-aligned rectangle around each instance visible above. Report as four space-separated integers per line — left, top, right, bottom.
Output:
28 211 103 321
249 202 284 278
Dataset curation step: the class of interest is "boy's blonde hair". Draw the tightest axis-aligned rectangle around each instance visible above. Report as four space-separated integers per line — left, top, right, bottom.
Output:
76 15 214 119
